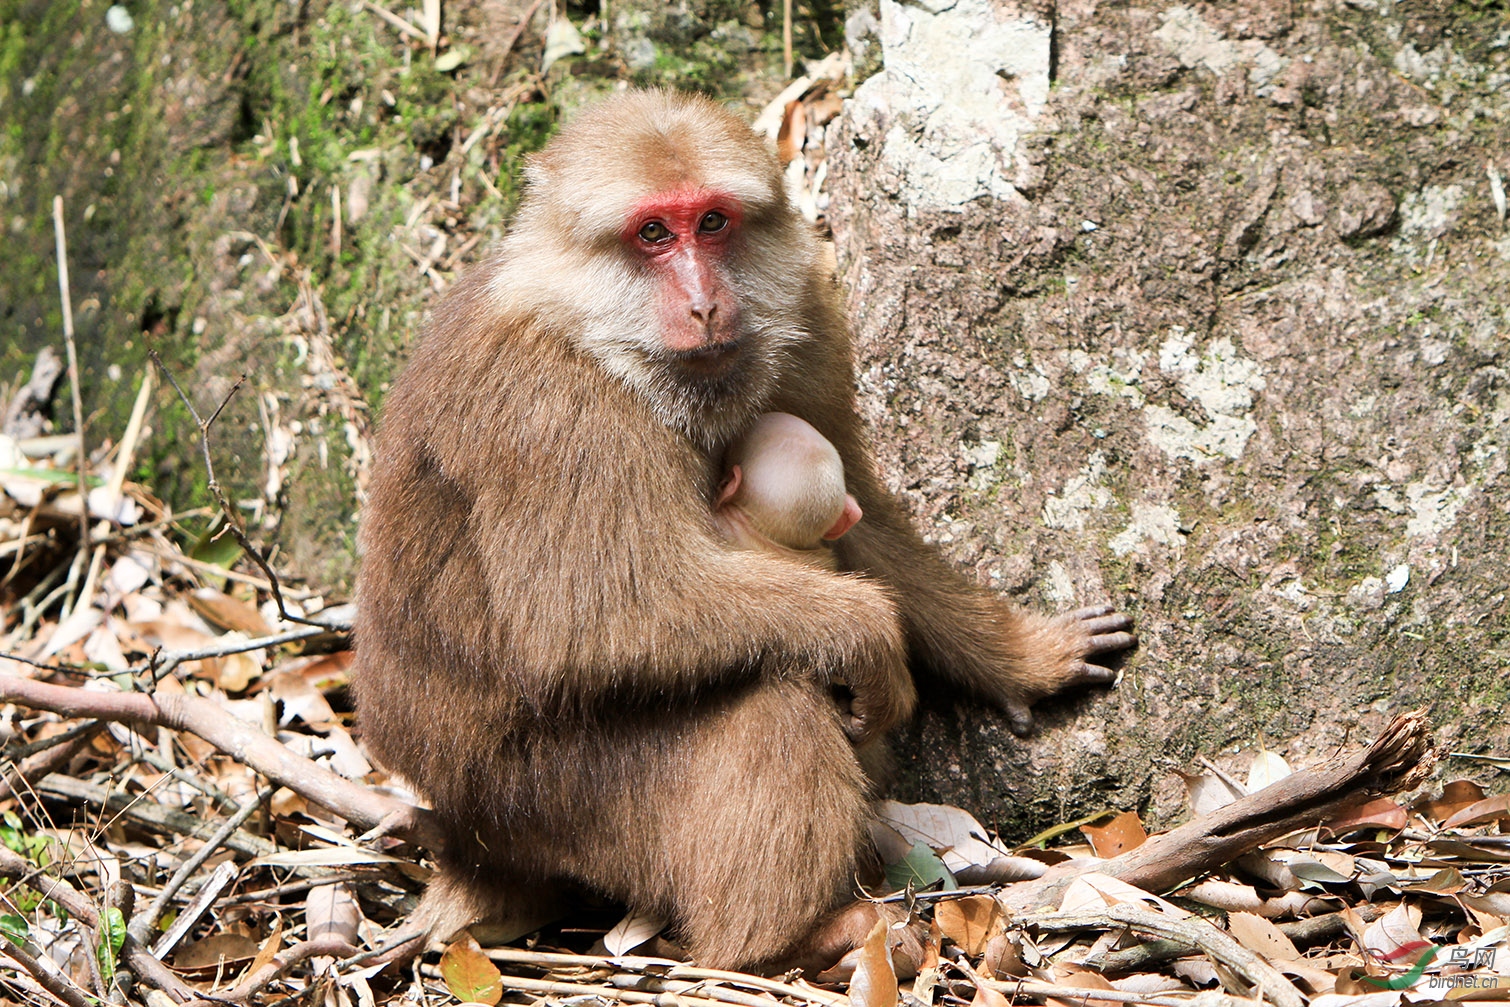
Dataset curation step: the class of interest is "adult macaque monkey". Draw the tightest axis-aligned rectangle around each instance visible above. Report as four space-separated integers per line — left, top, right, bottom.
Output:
355 90 1135 971
715 411 863 565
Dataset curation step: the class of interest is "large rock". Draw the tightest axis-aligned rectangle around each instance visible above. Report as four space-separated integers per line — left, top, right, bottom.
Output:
828 0 1509 834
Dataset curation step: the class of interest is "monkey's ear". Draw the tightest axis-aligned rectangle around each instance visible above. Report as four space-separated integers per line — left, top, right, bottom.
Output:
822 494 863 541
715 465 743 507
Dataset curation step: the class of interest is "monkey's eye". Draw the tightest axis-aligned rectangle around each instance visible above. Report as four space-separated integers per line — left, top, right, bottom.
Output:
699 211 728 233
638 221 672 243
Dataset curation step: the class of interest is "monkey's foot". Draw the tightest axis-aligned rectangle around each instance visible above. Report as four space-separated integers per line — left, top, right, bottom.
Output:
1004 604 1137 736
774 902 926 981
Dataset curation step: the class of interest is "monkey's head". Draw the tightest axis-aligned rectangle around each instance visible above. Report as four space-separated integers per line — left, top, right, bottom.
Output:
498 90 820 446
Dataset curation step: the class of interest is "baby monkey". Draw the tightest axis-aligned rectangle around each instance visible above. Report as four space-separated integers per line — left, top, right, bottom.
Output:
715 413 863 566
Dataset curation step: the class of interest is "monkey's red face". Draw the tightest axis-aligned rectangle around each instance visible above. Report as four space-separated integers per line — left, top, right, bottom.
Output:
624 187 745 368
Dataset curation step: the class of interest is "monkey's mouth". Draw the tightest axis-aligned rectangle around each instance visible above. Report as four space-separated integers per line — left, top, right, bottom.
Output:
670 338 743 377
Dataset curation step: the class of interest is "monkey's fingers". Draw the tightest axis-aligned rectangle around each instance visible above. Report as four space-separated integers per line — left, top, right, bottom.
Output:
1004 700 1035 737
1067 603 1117 620
840 710 871 744
1087 631 1137 654
1072 660 1120 684
1072 609 1134 636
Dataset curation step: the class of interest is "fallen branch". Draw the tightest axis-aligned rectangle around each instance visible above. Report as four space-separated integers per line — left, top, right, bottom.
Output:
220 933 361 1002
0 674 442 849
999 710 1436 914
483 948 849 1007
1022 903 1306 1007
1090 904 1387 975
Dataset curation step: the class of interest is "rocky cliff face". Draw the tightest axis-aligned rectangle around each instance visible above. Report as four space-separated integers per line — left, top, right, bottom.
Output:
828 0 1510 833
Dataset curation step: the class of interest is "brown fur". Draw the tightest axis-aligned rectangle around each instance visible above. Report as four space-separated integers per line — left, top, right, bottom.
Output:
354 89 1133 971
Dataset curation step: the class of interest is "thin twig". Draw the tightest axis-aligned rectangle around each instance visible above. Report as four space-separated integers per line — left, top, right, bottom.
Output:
146 623 335 683
0 721 104 801
37 773 277 858
134 748 240 812
435 970 736 1007
147 351 322 627
782 0 793 79
0 675 442 848
483 949 850 1007
5 716 102 762
217 873 362 907
153 547 320 599
151 860 240 960
361 0 427 40
51 195 89 621
129 787 273 944
222 934 361 1002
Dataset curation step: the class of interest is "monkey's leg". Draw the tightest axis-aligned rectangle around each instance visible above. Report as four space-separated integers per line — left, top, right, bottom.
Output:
649 679 874 970
411 836 568 948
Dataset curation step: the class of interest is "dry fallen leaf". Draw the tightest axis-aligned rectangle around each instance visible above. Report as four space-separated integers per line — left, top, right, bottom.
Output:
934 895 1003 956
1059 873 1188 917
1045 964 1120 1007
1080 810 1147 857
188 587 272 635
1246 749 1293 791
1227 910 1301 961
1322 797 1408 837
969 982 1010 1007
1361 902 1427 964
1415 780 1487 822
307 882 362 947
604 909 666 955
1442 795 1510 830
848 919 899 1007
1178 768 1246 816
172 931 261 972
440 932 503 1006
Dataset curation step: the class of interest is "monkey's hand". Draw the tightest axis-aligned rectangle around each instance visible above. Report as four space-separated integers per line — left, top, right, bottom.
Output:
995 604 1136 736
811 576 916 745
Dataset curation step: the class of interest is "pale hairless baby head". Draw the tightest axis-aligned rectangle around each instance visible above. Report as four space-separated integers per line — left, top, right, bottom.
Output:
715 412 862 556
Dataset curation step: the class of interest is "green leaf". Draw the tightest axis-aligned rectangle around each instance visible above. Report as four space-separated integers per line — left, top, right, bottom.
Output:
0 915 28 947
189 522 243 590
97 907 126 986
884 841 957 892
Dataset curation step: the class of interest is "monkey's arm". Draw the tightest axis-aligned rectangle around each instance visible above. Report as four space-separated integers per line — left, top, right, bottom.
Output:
772 291 1134 734
831 482 1133 733
468 469 916 738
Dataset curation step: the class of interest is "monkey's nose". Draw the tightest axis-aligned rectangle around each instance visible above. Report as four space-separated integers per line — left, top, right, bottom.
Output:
690 303 717 325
